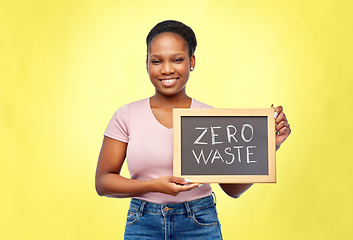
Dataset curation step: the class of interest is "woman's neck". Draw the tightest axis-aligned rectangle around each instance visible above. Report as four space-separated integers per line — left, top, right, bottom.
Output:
150 91 191 109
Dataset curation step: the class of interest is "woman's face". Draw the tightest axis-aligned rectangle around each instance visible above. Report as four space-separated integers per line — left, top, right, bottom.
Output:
146 32 195 97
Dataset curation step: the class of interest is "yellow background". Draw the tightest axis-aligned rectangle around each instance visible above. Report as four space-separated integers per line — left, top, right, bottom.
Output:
1 0 352 239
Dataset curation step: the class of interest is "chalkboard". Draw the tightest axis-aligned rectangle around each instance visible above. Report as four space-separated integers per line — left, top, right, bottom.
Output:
173 109 276 183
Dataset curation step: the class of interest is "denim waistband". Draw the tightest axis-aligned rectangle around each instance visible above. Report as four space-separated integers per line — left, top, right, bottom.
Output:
129 195 215 217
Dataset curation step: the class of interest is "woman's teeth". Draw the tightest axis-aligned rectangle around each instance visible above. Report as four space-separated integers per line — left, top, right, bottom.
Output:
161 78 177 83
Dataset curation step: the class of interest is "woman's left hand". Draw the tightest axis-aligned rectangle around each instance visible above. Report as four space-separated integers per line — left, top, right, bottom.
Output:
272 105 291 150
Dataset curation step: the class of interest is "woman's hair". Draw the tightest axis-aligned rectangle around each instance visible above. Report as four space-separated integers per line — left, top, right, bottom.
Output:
146 20 197 58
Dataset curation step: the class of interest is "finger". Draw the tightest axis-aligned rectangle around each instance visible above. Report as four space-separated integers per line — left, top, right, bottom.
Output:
276 106 283 115
277 126 291 136
276 120 289 131
274 106 283 120
176 183 200 192
276 120 290 132
169 176 189 184
275 112 287 125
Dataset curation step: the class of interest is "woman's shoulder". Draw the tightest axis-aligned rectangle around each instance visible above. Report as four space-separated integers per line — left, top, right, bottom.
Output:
191 99 214 109
111 98 148 118
125 98 149 108
115 98 148 112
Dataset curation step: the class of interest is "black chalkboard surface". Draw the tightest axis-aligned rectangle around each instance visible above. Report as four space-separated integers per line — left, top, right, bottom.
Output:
173 109 276 183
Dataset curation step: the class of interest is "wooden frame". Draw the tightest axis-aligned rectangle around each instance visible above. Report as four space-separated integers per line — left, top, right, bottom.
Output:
173 108 276 183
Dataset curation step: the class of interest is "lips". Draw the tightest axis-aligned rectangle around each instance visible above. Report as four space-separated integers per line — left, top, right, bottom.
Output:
159 78 178 87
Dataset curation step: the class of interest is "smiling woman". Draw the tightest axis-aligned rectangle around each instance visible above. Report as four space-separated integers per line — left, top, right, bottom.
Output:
95 20 291 239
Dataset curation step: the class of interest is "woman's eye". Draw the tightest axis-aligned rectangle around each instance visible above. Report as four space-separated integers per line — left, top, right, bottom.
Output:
151 60 160 64
174 58 184 63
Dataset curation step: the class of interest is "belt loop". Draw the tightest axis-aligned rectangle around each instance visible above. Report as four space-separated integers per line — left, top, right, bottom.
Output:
138 200 146 217
212 191 217 205
184 201 193 218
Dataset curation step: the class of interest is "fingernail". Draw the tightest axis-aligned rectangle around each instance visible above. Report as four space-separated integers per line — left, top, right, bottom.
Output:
185 179 192 182
198 184 203 187
274 112 277 119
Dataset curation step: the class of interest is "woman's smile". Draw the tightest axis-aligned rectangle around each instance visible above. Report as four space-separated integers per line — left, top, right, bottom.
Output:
159 77 179 87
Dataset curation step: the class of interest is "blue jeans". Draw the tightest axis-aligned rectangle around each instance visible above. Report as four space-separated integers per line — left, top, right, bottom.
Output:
124 195 223 240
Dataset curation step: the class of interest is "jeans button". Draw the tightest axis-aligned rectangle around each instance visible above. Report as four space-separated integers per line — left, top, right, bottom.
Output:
164 207 169 212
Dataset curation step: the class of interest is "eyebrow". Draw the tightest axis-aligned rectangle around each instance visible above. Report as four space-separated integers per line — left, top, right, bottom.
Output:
150 53 185 58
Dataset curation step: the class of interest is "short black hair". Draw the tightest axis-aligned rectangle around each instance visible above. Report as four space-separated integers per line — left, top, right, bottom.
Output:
146 20 197 58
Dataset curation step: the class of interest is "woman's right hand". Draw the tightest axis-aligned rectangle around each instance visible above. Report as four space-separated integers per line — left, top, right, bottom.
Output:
96 137 202 198
149 176 201 196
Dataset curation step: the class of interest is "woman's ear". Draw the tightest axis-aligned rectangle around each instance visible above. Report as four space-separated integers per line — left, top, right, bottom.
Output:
146 58 149 73
190 54 195 71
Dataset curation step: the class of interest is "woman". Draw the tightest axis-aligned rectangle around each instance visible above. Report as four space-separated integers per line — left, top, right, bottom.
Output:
95 20 291 239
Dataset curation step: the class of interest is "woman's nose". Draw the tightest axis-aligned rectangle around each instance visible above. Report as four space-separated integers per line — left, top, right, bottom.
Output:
161 62 175 74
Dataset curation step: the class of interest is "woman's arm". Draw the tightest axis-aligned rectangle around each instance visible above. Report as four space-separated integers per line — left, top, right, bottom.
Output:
219 105 291 198
95 136 200 198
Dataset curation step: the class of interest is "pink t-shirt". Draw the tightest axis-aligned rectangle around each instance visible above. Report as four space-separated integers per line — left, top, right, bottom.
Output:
104 98 213 203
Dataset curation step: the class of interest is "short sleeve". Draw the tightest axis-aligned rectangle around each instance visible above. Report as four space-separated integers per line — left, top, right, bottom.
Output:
104 105 129 143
